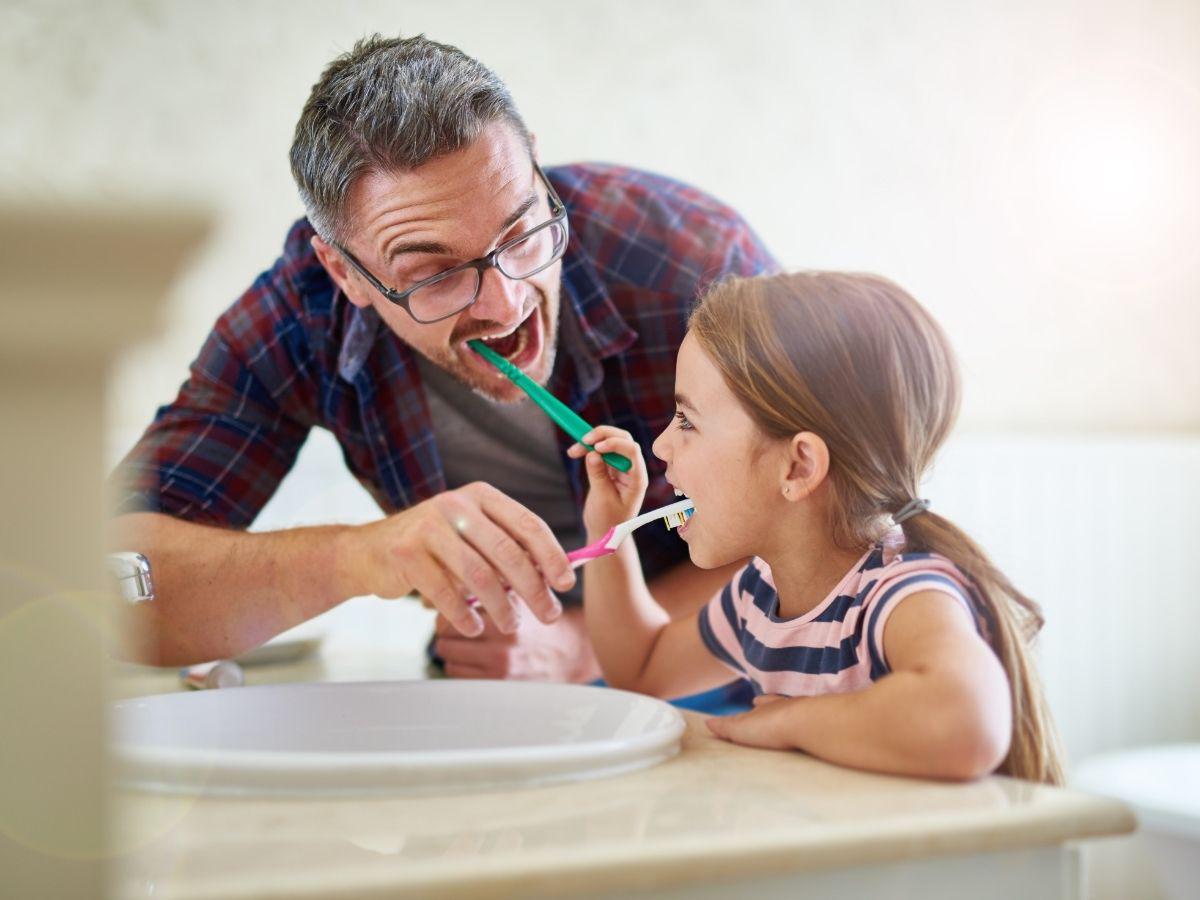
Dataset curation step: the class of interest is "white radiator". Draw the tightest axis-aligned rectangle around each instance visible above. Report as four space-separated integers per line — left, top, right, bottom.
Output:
925 434 1200 767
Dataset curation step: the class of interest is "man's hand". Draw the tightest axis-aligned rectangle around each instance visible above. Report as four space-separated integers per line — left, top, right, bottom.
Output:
348 482 576 638
433 606 602 682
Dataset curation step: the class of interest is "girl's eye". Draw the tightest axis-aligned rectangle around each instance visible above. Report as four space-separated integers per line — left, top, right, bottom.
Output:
673 410 693 431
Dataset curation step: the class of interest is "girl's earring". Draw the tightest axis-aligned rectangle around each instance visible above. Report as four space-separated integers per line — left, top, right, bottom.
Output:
782 486 790 496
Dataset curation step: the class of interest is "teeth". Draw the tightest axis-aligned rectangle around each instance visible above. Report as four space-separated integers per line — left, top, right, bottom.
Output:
664 508 694 530
479 308 535 344
481 325 518 342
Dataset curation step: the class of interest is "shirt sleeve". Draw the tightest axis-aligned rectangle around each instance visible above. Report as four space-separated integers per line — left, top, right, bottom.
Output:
863 570 976 680
697 562 753 677
109 267 316 528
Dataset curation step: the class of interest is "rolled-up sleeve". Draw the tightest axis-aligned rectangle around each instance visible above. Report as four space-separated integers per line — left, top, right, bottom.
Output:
110 273 317 528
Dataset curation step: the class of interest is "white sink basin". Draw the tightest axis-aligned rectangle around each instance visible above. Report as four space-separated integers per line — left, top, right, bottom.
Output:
110 680 685 797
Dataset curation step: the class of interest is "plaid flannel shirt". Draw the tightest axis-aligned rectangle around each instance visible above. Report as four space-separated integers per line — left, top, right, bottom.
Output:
113 163 779 582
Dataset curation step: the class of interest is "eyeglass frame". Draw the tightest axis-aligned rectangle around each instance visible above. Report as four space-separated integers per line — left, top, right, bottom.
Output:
333 163 569 324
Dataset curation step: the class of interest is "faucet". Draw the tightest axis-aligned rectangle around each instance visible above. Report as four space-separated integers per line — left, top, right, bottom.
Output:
107 552 155 604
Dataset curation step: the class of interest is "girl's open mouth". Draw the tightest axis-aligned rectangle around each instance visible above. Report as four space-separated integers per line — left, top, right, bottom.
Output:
673 491 694 538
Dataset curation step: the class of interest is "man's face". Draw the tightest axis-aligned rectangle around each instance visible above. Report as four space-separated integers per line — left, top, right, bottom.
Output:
319 123 563 402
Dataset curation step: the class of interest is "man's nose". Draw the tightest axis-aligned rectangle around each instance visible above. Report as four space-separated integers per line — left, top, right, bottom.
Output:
468 266 525 327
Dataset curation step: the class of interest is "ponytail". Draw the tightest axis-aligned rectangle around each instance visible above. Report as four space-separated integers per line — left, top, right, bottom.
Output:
899 511 1066 785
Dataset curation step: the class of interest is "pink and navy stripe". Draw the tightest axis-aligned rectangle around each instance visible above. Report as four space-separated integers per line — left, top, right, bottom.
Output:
698 540 984 697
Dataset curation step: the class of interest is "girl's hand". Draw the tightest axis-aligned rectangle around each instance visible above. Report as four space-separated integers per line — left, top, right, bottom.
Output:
567 426 648 539
705 694 801 751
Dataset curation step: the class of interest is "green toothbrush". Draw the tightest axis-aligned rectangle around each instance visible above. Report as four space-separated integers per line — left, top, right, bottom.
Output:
468 339 632 473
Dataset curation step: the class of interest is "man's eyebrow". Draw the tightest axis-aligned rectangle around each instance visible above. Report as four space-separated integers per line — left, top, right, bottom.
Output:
385 191 539 264
499 191 538 233
387 239 453 261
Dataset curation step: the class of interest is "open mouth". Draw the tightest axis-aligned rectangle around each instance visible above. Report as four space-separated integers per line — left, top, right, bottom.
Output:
461 305 543 375
672 488 694 537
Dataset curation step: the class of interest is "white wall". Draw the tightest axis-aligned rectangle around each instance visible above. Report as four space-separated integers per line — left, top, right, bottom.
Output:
4 1 1197 763
2 0 1196 436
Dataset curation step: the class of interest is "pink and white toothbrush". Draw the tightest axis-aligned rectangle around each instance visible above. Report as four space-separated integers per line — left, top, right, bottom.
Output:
464 498 694 607
565 497 694 567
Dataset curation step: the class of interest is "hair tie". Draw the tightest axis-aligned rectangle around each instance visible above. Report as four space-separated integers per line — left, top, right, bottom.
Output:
892 498 930 525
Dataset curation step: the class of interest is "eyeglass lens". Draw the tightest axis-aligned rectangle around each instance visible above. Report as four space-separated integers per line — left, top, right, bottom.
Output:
407 221 567 322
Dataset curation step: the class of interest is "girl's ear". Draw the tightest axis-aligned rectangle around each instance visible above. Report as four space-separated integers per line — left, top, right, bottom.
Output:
780 432 830 501
311 235 372 310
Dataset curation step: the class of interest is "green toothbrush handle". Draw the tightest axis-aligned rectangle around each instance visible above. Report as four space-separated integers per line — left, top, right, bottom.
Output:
542 405 632 472
469 339 632 473
598 449 633 472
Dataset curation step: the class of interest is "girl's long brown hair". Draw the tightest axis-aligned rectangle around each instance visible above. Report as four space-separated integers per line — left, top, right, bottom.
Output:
690 272 1064 784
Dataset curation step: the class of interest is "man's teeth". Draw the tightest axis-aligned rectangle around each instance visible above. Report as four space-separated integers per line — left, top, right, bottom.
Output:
479 309 536 344
481 326 518 342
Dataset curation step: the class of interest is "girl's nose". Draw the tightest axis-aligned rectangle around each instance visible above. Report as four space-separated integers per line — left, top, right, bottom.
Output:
651 427 671 463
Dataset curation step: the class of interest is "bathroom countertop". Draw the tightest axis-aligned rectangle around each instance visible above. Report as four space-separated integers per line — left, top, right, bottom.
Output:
109 628 1135 900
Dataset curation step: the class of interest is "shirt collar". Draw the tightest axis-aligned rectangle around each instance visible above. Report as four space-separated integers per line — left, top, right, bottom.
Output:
336 291 379 383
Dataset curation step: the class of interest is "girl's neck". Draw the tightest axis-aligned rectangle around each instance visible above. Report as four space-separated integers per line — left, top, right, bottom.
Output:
761 519 868 620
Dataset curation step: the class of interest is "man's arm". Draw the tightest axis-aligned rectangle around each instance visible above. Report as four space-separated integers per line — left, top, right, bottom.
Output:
113 481 577 667
112 512 355 665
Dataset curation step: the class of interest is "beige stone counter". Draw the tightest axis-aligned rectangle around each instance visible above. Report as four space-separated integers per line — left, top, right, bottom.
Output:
109 629 1134 900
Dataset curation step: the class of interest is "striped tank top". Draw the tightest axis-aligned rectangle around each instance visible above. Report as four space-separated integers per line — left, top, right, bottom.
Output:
698 537 984 697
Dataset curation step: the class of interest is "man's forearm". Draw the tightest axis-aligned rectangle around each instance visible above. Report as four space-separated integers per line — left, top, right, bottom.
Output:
111 512 367 666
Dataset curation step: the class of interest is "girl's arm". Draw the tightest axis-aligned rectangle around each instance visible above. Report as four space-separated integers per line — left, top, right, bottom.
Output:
584 538 738 699
569 426 736 699
707 591 1012 780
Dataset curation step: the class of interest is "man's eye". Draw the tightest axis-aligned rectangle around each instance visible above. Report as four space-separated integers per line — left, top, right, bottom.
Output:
402 265 450 286
673 411 693 431
504 217 536 244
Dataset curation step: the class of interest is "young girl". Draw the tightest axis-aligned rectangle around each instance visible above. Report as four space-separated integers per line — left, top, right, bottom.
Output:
568 271 1063 784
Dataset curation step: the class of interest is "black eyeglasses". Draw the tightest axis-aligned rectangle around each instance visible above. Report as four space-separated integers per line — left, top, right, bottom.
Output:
334 164 569 324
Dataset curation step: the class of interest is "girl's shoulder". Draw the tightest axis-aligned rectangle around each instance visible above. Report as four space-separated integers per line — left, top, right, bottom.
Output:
855 538 983 678
849 537 979 625
859 532 973 595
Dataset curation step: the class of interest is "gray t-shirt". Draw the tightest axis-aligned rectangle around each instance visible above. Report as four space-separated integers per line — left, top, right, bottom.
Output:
415 355 588 605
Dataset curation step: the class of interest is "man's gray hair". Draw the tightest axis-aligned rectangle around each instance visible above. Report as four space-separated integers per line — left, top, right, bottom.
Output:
290 34 532 242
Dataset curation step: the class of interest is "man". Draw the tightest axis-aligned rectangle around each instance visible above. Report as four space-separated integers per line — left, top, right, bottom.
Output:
111 34 776 700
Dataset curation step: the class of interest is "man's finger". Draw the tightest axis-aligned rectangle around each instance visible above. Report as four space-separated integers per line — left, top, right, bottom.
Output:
470 526 552 628
471 484 575 597
430 522 522 633
435 635 509 670
407 557 482 637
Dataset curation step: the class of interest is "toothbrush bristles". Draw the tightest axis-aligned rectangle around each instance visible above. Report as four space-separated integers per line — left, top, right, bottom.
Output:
663 507 694 530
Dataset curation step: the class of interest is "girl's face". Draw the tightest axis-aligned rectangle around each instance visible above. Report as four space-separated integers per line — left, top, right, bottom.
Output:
652 333 782 569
